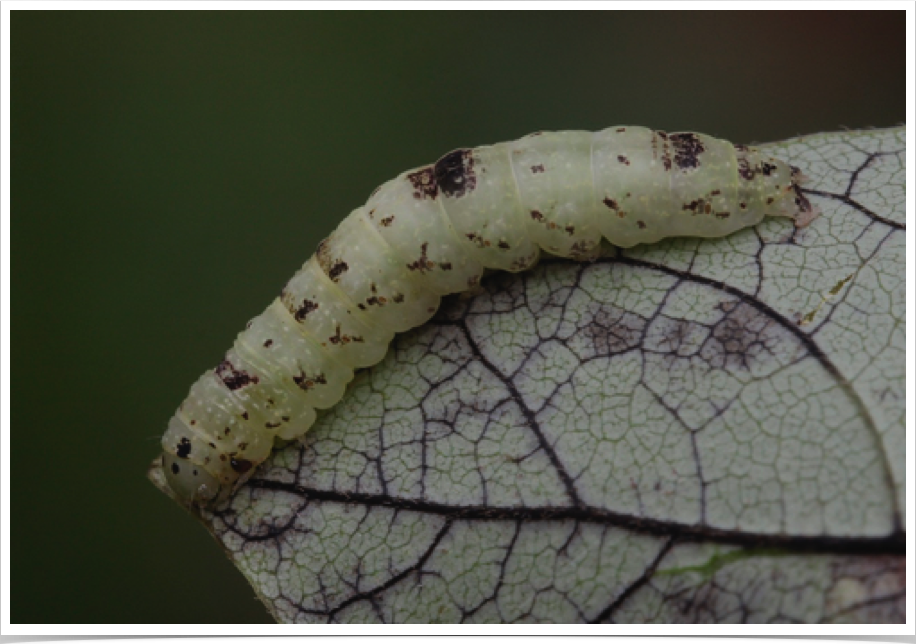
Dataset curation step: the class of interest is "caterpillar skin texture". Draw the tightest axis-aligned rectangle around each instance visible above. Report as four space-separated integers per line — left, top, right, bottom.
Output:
160 126 813 508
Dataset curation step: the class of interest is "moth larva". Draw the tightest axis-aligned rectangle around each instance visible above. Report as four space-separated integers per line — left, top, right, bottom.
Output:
159 126 814 508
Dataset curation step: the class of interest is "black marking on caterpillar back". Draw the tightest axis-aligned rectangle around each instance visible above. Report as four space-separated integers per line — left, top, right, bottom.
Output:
407 167 438 200
293 299 319 321
317 239 349 282
216 360 259 391
670 133 705 170
434 149 476 198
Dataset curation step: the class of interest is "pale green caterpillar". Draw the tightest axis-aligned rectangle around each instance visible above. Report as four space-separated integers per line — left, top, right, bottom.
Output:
159 125 814 508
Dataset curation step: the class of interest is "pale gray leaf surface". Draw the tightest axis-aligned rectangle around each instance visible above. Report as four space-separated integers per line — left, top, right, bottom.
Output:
150 127 905 623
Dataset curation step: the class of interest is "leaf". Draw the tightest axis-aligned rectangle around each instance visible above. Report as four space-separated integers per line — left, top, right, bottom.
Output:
149 126 906 623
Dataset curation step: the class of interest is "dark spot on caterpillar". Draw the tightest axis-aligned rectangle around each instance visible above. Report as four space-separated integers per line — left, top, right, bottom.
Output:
329 325 363 345
328 260 349 281
216 360 259 391
358 303 366 310
282 416 290 421
603 197 618 211
407 242 436 273
568 240 595 260
497 241 510 250
230 458 253 474
294 299 319 322
637 221 647 229
176 438 191 458
739 202 747 209
208 442 216 448
767 197 775 205
238 442 248 451
716 212 730 219
738 160 754 180
224 427 231 435
219 454 227 462
440 262 452 270
392 293 405 303
406 166 438 200
711 189 721 196
190 420 196 425
263 339 273 348
762 162 777 176
530 210 545 222
293 370 328 391
434 149 476 198
617 155 630 165
651 131 672 171
565 225 575 236
466 232 489 248
531 164 545 174
170 462 180 475
670 133 705 170
380 216 395 227
242 411 248 420
510 253 537 271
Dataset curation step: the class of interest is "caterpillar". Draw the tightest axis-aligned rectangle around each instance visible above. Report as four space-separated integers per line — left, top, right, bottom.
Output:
159 125 814 508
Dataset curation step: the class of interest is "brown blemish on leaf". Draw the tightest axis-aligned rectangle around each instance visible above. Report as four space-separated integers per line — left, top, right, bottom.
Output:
617 155 630 166
531 164 545 174
380 216 395 227
705 302 780 371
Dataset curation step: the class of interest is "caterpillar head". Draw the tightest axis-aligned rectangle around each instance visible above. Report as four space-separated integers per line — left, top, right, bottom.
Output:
161 452 222 508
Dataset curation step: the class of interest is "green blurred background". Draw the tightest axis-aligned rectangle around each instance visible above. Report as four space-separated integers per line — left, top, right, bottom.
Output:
13 11 904 624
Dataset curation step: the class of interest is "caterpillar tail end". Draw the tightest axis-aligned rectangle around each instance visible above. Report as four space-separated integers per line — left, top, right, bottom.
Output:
789 165 820 228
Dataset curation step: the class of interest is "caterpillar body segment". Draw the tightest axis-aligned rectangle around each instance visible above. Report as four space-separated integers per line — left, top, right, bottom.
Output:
160 125 813 508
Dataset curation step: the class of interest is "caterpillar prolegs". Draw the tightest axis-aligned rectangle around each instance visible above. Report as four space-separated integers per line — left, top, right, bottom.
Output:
159 125 815 508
